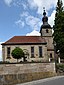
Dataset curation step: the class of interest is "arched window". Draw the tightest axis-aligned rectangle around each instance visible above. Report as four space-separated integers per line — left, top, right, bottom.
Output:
23 49 29 59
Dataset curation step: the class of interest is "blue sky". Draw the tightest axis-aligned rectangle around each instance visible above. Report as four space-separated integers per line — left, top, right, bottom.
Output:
0 0 64 60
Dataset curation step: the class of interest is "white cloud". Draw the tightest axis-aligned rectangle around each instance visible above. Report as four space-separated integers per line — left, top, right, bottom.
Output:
16 12 41 30
20 12 29 17
28 0 58 14
27 0 59 28
15 20 25 28
22 3 28 10
12 0 64 31
15 12 29 29
26 30 41 36
4 0 13 6
28 0 37 9
28 0 62 27
48 10 56 27
26 15 41 30
4 0 64 10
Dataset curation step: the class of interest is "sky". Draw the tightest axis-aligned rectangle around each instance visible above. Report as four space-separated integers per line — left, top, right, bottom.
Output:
0 0 64 61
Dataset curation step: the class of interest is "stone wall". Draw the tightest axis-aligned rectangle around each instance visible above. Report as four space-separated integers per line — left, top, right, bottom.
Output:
0 63 56 85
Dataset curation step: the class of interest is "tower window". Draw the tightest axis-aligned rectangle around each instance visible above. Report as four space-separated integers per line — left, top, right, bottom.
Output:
46 29 49 33
31 47 34 58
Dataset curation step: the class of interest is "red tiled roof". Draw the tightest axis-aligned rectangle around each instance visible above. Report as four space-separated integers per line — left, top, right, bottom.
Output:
2 36 47 45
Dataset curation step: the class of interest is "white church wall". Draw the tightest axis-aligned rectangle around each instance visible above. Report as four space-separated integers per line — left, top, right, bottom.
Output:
3 44 48 63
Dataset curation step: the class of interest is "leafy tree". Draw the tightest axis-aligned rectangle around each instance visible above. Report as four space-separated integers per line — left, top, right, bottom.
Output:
53 0 64 58
11 47 25 62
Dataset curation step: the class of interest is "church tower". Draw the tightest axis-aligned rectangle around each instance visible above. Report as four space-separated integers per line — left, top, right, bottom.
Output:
40 9 54 61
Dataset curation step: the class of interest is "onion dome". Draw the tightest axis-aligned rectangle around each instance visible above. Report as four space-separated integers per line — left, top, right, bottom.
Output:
42 10 48 24
40 9 52 30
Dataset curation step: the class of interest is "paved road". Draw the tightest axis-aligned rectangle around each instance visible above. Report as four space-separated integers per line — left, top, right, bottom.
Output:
17 76 64 85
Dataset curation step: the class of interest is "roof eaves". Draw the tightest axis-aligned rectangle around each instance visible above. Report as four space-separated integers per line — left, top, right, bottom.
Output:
2 42 47 45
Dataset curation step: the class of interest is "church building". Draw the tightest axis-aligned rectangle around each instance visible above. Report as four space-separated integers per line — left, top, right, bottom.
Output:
1 10 54 63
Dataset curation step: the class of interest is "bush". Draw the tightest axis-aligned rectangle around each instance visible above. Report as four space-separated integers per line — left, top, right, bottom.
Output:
11 47 25 62
57 64 64 72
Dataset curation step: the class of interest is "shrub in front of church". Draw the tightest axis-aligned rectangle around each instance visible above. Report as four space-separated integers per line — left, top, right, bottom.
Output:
56 63 64 73
11 47 25 63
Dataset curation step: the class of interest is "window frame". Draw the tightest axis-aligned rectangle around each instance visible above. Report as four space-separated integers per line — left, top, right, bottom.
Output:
31 47 34 58
39 46 43 58
7 47 11 59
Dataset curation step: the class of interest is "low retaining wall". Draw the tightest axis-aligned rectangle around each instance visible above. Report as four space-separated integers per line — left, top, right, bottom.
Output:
0 63 56 85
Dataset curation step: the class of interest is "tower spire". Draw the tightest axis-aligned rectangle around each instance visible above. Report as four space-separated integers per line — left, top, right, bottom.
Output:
43 7 46 16
42 8 48 24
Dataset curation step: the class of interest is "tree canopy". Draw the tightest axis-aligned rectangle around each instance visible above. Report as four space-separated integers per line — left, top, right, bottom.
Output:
11 47 25 62
53 0 64 58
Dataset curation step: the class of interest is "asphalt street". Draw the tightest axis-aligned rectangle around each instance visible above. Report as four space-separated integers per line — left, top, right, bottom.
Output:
16 76 64 85
34 76 64 85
